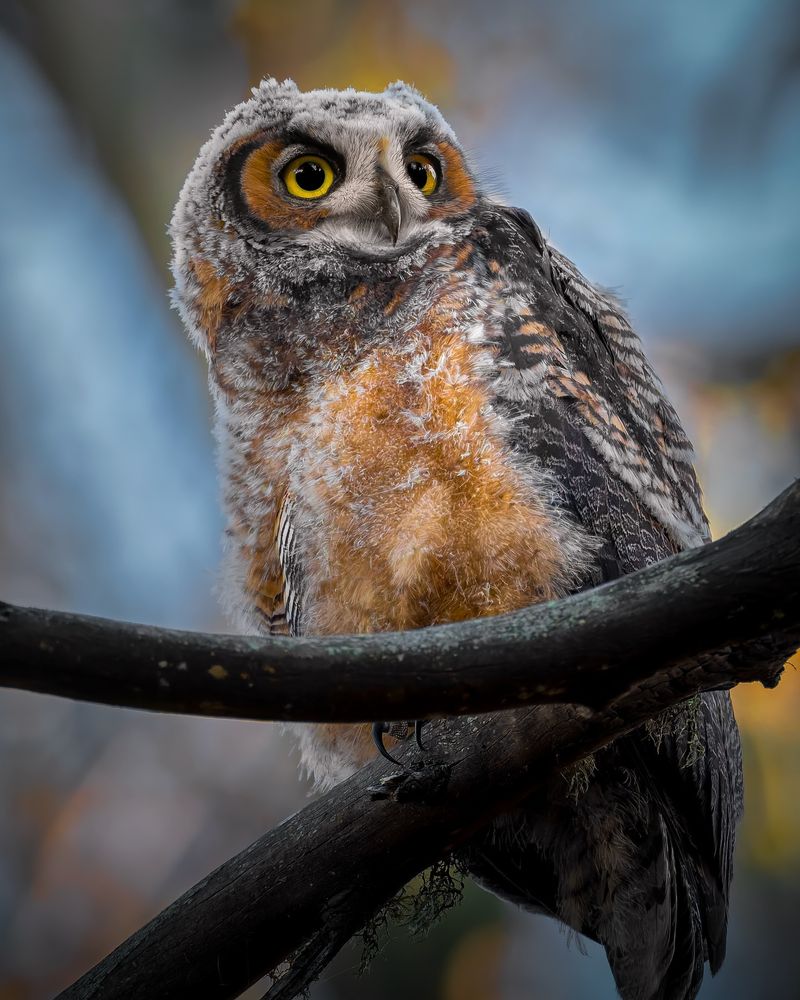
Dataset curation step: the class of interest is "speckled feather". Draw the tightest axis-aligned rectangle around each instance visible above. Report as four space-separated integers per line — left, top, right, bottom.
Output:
170 79 741 1000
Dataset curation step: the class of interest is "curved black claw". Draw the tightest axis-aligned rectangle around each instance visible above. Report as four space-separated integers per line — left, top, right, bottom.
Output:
414 719 427 751
372 721 403 766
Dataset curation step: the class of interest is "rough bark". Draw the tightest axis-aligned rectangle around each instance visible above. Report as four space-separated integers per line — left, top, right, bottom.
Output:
2 480 799 724
0 482 795 999
53 634 796 1000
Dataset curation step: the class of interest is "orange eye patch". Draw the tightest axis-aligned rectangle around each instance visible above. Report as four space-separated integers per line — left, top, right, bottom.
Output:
239 141 329 230
427 141 477 219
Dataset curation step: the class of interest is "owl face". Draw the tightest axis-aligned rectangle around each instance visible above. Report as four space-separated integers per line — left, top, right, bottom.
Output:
231 91 478 257
171 80 481 316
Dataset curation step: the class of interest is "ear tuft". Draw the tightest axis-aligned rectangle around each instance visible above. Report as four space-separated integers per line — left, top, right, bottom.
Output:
252 77 300 98
385 80 427 104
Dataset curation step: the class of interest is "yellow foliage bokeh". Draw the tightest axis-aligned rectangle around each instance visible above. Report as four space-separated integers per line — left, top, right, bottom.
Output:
233 0 456 102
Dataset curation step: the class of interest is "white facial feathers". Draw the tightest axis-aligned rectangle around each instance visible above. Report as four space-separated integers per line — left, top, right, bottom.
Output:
169 78 476 277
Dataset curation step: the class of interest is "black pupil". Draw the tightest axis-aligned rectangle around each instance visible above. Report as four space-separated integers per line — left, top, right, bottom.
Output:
407 159 431 190
295 161 326 191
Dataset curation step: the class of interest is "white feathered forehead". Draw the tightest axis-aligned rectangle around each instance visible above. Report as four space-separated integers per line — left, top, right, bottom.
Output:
195 78 460 176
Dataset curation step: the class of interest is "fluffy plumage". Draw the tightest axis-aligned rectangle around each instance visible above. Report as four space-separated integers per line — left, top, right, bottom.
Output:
171 79 742 1000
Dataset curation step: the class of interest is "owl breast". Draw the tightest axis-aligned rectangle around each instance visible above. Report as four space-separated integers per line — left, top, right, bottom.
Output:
295 323 571 635
217 260 587 777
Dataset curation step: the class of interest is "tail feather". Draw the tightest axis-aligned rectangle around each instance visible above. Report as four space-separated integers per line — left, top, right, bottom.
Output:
460 724 735 1000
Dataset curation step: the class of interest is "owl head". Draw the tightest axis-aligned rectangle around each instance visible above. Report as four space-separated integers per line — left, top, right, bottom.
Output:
171 79 482 358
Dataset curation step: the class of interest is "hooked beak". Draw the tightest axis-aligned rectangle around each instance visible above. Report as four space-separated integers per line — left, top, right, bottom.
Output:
376 167 402 244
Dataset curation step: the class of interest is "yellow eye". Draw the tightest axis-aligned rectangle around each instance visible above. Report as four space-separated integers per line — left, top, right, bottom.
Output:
282 154 336 200
405 153 439 196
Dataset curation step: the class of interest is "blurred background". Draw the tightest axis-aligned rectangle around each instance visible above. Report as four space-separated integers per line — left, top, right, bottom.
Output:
0 1 798 997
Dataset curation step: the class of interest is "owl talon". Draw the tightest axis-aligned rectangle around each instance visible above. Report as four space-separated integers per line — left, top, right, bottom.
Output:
372 721 404 766
372 720 428 765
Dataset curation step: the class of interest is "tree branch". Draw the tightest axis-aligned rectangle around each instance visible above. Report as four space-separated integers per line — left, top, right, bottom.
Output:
2 480 799 723
0 481 788 999
55 638 795 1000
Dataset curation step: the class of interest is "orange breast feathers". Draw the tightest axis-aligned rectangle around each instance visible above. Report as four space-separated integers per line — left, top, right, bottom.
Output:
295 327 578 770
299 330 572 636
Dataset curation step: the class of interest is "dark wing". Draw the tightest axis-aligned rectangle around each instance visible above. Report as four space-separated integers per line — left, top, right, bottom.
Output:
461 204 742 1000
477 204 708 555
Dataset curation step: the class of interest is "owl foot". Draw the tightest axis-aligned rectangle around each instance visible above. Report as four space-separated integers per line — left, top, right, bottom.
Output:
372 720 427 766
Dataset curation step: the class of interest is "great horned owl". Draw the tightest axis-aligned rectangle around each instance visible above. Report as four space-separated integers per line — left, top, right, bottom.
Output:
170 79 742 1000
